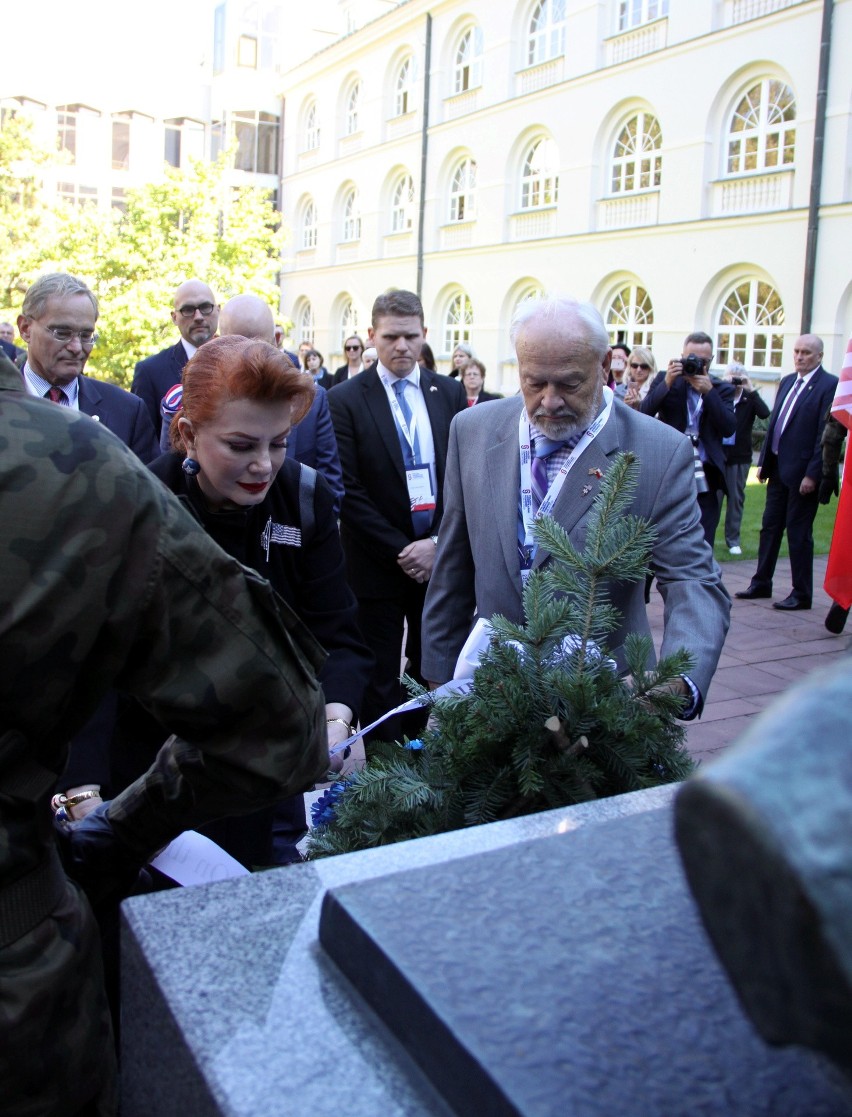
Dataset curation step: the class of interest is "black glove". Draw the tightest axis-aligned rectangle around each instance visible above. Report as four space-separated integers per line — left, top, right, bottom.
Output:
818 469 839 505
56 801 147 913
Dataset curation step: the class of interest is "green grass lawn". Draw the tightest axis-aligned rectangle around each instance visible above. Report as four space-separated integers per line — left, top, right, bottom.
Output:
713 467 838 564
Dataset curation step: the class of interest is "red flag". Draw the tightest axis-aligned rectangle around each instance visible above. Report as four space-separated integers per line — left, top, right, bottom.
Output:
824 335 852 608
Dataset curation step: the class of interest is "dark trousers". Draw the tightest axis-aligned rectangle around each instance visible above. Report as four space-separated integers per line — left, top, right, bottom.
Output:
752 475 819 602
357 581 429 745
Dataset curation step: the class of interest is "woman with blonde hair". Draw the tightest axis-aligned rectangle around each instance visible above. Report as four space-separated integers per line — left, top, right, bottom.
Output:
623 345 657 409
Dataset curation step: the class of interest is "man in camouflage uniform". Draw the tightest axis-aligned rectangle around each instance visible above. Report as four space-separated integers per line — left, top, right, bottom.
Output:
0 361 327 1115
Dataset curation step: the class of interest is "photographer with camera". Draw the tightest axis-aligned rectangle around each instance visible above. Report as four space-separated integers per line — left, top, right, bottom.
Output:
641 331 736 548
720 362 770 555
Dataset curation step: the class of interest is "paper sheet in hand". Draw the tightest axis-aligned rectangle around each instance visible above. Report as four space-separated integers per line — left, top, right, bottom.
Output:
150 830 250 885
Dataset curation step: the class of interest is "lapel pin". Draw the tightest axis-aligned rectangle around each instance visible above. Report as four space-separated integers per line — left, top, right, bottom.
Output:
91 415 100 422
429 385 438 392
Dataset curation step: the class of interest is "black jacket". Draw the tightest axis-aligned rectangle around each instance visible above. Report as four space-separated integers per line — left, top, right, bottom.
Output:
724 388 770 465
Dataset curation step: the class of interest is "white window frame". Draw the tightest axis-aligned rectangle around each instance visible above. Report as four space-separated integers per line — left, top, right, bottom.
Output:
610 112 662 194
301 199 317 249
298 302 315 346
527 0 566 68
617 0 668 32
449 157 477 222
395 57 414 117
345 81 361 136
454 26 483 94
520 138 559 210
605 284 654 349
726 78 796 176
391 173 415 232
715 278 785 369
443 292 474 355
304 101 319 151
342 188 361 241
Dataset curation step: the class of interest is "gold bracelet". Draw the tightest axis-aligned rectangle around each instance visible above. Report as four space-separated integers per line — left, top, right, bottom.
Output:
326 718 354 737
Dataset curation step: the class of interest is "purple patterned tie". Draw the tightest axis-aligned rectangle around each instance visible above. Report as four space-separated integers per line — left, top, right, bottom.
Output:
770 377 804 454
46 386 67 405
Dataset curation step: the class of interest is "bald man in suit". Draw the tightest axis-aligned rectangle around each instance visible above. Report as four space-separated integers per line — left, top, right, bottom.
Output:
422 295 730 716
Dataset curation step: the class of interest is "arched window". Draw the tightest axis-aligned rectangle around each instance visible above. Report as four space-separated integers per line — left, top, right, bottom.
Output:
345 80 361 136
340 300 359 340
391 173 415 232
527 0 566 67
443 292 474 355
449 157 477 222
298 301 315 346
304 100 319 151
716 279 785 368
342 187 361 241
618 0 668 32
520 138 559 209
301 199 317 250
454 26 483 93
726 79 796 175
395 56 414 116
611 112 662 194
605 284 654 349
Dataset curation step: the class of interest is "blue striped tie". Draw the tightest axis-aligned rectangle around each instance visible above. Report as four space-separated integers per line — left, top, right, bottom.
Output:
393 379 432 536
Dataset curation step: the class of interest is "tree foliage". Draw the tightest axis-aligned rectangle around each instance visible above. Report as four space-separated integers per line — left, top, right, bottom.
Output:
307 453 697 859
0 117 287 389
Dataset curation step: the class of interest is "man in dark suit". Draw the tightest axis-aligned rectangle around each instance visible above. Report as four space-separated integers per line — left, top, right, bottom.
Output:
641 331 735 547
17 272 158 463
328 289 467 740
736 334 838 610
132 278 219 436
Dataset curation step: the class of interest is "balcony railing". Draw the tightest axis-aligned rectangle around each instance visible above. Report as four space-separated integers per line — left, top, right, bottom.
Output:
517 57 564 96
597 190 660 230
723 0 800 26
605 18 667 66
509 207 556 241
711 169 794 216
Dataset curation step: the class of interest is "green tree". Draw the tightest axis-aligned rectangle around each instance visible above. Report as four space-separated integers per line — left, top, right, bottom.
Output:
1 124 288 388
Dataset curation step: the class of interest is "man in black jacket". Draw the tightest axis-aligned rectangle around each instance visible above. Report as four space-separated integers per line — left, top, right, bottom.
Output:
719 363 769 555
641 331 736 548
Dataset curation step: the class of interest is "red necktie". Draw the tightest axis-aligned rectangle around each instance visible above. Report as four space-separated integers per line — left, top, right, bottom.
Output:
46 386 67 405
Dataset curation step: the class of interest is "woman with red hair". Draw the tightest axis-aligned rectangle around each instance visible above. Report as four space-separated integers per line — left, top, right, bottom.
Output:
113 336 372 866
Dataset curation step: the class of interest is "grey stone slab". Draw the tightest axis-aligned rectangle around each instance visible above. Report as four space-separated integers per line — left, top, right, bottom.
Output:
320 808 852 1117
121 786 677 1116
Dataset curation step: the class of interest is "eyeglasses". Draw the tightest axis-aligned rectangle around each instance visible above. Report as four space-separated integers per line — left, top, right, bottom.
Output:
177 302 216 318
629 361 651 370
344 344 362 352
36 323 98 347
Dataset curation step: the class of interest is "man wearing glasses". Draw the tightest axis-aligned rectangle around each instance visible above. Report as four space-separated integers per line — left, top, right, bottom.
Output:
18 272 158 463
132 278 220 437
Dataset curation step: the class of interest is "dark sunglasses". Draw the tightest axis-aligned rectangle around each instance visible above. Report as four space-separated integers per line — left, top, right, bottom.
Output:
629 361 651 370
344 344 362 351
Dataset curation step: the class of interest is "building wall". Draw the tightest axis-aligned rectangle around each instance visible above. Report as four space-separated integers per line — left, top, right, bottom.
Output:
279 0 852 398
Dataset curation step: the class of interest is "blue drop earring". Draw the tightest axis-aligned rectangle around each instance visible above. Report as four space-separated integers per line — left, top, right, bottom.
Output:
182 457 201 476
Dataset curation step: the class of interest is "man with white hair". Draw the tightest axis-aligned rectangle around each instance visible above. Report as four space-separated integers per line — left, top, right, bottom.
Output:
421 294 730 717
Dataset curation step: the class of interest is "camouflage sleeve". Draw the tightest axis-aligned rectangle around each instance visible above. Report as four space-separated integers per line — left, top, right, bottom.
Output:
1 390 327 864
821 413 847 472
105 488 329 858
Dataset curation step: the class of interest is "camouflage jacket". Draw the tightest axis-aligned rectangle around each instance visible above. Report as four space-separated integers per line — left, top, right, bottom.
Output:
0 363 326 1114
821 412 847 472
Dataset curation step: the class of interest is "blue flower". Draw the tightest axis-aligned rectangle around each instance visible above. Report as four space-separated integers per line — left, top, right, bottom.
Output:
404 738 424 750
311 780 349 829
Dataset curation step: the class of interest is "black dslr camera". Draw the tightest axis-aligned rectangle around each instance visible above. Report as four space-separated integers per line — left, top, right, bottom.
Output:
681 354 706 378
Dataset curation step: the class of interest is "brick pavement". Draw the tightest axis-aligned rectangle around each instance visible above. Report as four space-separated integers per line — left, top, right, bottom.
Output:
647 554 851 766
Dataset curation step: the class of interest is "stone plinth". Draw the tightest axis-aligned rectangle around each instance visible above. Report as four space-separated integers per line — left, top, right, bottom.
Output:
121 784 851 1116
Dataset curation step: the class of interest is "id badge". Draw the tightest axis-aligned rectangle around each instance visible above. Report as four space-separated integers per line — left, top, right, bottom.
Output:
406 462 436 512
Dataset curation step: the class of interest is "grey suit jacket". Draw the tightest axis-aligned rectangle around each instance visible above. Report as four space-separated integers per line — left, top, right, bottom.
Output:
421 395 730 703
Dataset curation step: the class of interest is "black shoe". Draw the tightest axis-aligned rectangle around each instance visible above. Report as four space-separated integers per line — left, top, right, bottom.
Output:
825 603 850 634
735 585 771 600
772 595 812 611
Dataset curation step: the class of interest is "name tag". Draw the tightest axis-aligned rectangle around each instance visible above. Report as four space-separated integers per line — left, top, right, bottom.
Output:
406 462 436 512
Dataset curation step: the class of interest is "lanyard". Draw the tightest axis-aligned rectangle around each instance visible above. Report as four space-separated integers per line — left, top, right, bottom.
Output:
519 386 614 558
382 375 419 456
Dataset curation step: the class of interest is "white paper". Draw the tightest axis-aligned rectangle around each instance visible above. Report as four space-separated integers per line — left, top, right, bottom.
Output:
150 829 250 885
